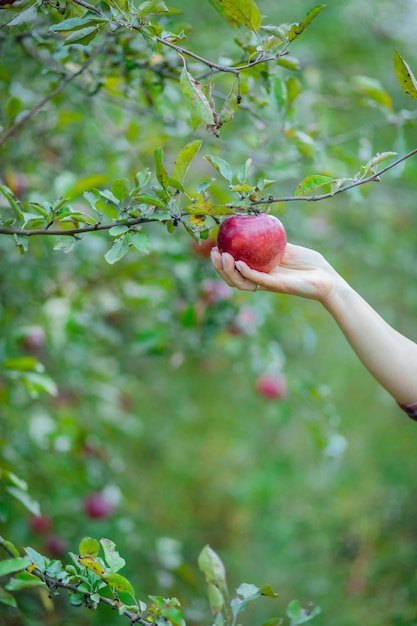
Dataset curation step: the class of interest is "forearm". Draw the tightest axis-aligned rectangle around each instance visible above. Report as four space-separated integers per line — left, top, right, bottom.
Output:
322 278 417 405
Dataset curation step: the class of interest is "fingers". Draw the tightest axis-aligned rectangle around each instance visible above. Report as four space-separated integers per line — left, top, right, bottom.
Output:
210 248 259 292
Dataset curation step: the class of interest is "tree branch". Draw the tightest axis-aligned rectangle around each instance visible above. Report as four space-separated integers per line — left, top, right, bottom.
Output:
0 216 159 237
0 537 149 625
1 148 416 239
251 147 417 206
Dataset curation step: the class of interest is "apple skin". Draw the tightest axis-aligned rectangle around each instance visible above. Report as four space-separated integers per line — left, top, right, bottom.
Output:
83 492 114 520
217 213 287 272
255 374 288 400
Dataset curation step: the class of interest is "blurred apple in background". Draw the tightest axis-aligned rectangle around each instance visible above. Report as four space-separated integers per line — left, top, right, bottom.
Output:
255 373 288 400
29 513 53 535
83 492 114 520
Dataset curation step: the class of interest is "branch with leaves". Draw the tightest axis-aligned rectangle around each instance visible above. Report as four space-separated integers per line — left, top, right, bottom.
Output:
0 144 416 264
0 535 319 626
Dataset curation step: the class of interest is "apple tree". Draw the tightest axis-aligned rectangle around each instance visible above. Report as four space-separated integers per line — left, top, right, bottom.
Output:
1 0 417 624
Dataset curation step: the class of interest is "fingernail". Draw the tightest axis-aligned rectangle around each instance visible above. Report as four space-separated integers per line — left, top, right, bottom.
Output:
235 261 242 272
210 250 216 263
221 253 227 267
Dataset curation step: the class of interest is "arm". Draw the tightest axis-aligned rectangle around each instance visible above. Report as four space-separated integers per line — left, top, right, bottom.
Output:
211 244 417 407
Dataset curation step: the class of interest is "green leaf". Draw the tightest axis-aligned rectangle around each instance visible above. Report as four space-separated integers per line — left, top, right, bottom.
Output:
5 96 22 119
295 175 334 196
0 184 23 219
204 155 234 184
360 151 397 176
109 225 129 236
104 236 130 264
53 238 78 254
112 178 131 202
64 26 100 46
260 584 279 599
6 487 41 516
352 75 392 109
286 76 302 109
0 541 19 558
103 572 135 597
287 4 326 42
180 65 215 130
4 356 39 371
5 571 44 591
20 372 58 398
211 0 261 31
173 140 202 185
137 0 169 17
198 545 227 591
135 168 152 189
207 582 224 616
79 537 101 558
218 90 238 126
154 146 170 191
24 547 47 571
134 194 167 209
131 232 151 254
393 49 417 100
49 16 107 32
14 234 29 254
0 585 17 607
287 600 321 626
231 583 260 617
0 557 32 578
100 539 126 573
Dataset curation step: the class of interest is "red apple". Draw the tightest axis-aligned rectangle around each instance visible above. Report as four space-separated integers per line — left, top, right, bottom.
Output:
29 514 53 535
43 535 67 559
217 213 287 272
191 236 216 258
83 492 114 520
255 373 288 400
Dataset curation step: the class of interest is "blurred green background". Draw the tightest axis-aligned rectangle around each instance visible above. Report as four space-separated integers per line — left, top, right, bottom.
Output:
1 0 417 624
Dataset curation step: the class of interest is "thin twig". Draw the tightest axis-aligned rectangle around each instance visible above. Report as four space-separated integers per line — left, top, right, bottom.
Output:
0 216 158 237
251 147 417 205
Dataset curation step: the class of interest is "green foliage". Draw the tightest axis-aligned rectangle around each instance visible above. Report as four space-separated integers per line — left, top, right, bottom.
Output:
1 1 417 625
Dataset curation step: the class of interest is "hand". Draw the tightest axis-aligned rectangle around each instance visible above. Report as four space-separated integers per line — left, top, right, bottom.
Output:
210 243 339 303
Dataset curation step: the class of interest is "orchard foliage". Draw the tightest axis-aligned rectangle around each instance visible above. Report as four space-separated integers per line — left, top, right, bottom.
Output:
1 0 416 260
1 0 417 625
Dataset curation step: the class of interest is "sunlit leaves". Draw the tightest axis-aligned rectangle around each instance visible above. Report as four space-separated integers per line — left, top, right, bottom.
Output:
295 175 334 196
394 49 417 100
173 140 202 184
204 155 234 184
287 4 326 43
211 0 262 32
0 557 32 578
360 151 397 177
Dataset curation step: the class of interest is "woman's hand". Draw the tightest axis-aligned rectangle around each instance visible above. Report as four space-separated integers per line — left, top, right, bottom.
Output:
210 243 339 303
